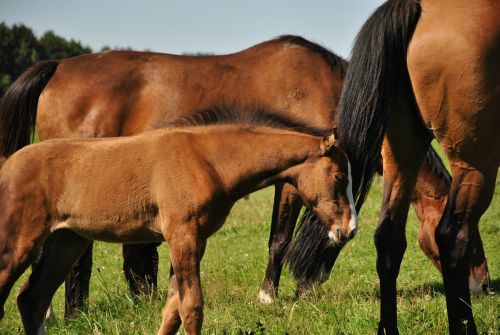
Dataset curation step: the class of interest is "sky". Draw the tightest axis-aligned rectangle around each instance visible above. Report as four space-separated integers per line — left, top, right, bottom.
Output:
1 0 384 58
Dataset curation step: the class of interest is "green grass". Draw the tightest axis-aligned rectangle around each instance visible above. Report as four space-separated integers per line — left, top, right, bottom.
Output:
2 164 499 334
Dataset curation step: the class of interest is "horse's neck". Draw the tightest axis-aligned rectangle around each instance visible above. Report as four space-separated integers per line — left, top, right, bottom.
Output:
201 130 320 199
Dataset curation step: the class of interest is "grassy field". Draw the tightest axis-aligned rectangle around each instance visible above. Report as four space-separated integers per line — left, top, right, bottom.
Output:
1 161 499 334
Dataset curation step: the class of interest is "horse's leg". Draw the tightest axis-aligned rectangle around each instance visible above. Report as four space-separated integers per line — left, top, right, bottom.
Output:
467 229 489 295
158 231 206 335
18 230 91 335
411 151 490 294
157 265 182 334
0 244 40 322
435 165 496 335
0 204 48 322
17 230 90 334
122 242 161 296
31 247 56 323
259 183 302 304
64 242 93 319
376 90 431 335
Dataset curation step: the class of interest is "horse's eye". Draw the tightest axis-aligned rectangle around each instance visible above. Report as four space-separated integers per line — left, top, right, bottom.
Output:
334 174 347 184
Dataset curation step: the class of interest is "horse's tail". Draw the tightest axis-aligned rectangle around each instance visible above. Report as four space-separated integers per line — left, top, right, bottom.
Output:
337 0 421 211
0 60 59 157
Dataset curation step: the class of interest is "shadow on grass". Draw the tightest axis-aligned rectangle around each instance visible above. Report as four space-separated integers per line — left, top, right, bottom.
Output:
396 278 499 299
397 281 445 298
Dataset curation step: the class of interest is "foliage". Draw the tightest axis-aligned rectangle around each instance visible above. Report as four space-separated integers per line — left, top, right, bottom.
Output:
0 22 92 96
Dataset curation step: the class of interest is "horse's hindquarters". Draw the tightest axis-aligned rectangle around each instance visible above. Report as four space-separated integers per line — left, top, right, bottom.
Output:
408 0 500 167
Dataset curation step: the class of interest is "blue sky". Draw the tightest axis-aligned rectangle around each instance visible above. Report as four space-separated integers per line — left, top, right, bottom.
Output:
1 1 383 58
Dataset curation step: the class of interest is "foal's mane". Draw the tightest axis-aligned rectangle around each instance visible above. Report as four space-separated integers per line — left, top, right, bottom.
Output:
153 105 330 137
276 35 348 78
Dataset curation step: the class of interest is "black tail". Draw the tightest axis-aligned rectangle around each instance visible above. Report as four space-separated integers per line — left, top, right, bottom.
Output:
337 0 421 211
284 210 341 285
424 145 451 185
0 60 59 156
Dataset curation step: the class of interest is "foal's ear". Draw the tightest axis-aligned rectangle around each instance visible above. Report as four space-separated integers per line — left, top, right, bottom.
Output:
319 129 338 156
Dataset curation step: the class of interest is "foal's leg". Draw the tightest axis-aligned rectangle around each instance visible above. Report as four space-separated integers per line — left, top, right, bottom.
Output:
259 183 302 304
435 165 496 335
158 228 205 335
0 207 48 321
376 92 431 335
17 230 91 335
158 265 182 334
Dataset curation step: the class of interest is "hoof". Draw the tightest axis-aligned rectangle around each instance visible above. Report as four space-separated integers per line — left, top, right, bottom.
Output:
257 289 274 305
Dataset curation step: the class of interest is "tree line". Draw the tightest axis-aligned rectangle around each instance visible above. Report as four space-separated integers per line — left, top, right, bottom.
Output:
0 22 92 96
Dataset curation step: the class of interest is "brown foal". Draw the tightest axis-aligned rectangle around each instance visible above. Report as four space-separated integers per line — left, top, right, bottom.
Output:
0 122 356 335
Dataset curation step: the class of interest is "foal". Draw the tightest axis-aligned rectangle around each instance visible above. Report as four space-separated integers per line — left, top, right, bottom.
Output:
0 123 356 335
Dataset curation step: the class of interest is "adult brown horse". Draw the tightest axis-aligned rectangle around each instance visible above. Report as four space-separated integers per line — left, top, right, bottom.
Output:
0 117 356 335
293 1 499 334
0 35 488 315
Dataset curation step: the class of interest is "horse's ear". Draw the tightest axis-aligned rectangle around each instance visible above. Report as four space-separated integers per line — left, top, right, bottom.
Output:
319 128 338 156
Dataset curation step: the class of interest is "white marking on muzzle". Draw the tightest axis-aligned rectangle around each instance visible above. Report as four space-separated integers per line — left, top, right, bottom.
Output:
347 161 358 237
328 230 339 244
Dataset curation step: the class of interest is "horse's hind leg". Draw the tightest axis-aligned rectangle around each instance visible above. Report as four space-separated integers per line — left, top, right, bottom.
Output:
411 152 490 295
17 230 91 335
435 165 497 335
259 183 302 304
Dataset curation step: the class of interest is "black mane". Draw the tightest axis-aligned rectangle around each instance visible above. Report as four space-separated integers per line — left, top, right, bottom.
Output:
276 35 348 78
153 105 330 137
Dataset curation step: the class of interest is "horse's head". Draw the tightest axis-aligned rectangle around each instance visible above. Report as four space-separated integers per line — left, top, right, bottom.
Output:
296 132 358 246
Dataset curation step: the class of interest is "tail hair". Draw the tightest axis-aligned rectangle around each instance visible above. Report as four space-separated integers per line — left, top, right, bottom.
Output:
336 0 421 211
284 210 342 284
0 60 59 156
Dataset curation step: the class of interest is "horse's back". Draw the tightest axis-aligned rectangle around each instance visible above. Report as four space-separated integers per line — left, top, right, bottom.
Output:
407 0 500 167
36 37 341 141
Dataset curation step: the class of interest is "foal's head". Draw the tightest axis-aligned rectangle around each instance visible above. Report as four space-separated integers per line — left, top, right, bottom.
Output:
297 132 358 246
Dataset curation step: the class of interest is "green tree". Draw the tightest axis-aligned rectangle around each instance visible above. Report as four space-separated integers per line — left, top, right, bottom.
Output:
39 30 91 60
0 22 92 95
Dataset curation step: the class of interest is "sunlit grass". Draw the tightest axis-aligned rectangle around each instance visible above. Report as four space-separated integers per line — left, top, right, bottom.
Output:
1 165 499 334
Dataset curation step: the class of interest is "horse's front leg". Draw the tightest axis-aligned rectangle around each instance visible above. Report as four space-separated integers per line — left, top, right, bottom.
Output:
159 225 205 335
435 164 496 335
259 183 302 304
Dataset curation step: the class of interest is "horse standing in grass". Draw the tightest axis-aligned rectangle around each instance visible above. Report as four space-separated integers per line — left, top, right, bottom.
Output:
292 1 499 334
0 35 489 316
0 117 356 335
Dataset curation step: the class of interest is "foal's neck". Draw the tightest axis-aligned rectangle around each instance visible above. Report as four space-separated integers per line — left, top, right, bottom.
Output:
199 127 321 200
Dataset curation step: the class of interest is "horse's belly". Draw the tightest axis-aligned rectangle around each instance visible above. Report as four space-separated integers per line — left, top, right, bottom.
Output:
50 217 164 243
